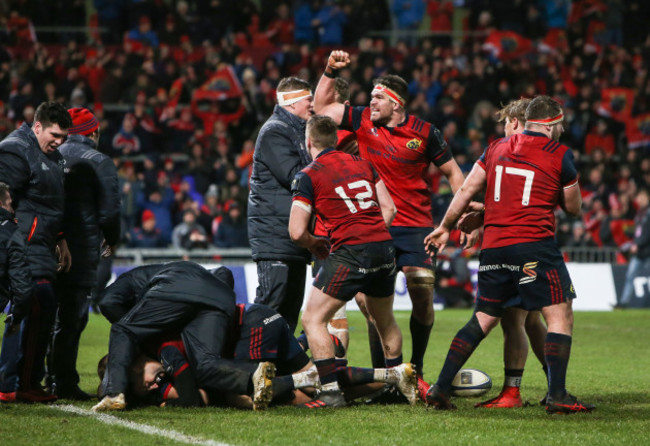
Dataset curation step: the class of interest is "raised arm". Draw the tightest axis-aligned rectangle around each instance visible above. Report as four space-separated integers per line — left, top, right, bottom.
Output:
313 50 350 124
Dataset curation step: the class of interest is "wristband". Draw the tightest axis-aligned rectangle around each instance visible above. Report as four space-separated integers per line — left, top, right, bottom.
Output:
324 66 339 78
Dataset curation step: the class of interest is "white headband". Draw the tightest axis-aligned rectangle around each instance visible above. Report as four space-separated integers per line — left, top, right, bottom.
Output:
277 89 312 106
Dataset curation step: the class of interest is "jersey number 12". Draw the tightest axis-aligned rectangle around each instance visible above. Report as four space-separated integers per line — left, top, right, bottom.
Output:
335 180 377 214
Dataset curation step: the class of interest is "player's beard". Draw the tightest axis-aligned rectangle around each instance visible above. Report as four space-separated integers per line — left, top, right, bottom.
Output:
551 124 563 141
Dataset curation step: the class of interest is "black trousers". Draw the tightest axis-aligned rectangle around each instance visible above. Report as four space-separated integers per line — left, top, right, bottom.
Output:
254 260 306 333
47 279 92 390
101 298 252 397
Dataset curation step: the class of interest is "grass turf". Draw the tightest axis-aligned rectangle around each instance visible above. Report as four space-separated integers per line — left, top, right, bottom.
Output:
0 309 648 445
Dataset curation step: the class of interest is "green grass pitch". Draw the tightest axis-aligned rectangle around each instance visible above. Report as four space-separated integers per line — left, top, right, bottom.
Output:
0 309 648 445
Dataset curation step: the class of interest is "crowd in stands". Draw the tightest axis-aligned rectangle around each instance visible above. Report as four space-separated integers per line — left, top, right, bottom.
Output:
0 0 649 256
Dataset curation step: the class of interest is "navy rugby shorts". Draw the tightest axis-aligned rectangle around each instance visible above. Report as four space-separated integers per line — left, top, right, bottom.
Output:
313 240 396 301
389 226 435 270
477 238 576 311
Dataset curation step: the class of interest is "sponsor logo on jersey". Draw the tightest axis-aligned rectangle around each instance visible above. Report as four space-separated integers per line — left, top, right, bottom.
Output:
519 261 539 284
370 128 378 137
406 138 422 150
570 283 575 294
41 162 50 171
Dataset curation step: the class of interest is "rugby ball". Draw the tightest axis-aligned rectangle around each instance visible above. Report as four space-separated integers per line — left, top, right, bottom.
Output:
451 368 492 397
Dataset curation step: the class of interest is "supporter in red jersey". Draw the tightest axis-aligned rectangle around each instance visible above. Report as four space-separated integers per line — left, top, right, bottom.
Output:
289 115 418 408
458 98 549 409
314 51 478 401
424 95 594 414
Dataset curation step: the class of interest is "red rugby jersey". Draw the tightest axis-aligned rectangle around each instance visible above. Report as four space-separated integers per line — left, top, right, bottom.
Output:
477 131 578 249
342 106 452 227
292 148 391 252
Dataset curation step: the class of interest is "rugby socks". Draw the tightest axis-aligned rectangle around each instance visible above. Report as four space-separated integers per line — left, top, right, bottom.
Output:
435 314 486 394
409 314 433 374
296 331 309 351
272 375 295 399
504 369 523 388
367 320 385 368
544 332 572 400
314 357 340 391
335 366 374 387
385 354 402 369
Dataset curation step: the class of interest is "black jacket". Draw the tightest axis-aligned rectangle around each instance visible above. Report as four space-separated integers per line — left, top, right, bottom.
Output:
247 105 311 262
634 207 650 259
0 207 33 322
99 261 236 323
58 134 121 286
0 123 65 279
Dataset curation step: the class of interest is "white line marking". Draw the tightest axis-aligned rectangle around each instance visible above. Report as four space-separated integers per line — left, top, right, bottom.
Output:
51 405 230 446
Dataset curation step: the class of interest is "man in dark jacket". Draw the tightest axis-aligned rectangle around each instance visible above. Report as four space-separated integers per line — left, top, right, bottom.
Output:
619 188 650 307
46 107 121 400
93 261 274 412
0 183 33 338
0 102 72 403
247 77 314 332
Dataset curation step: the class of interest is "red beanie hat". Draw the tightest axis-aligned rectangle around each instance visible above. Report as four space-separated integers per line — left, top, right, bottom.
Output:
68 107 99 136
142 209 155 224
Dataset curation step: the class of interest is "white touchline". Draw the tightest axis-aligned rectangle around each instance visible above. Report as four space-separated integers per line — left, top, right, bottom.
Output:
51 405 231 446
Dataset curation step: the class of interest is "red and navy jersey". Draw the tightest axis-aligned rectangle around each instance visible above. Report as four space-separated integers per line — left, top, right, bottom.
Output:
292 148 391 252
478 130 578 249
342 105 452 227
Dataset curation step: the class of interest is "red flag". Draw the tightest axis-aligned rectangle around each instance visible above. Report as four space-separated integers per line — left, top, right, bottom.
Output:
191 65 245 132
598 88 634 121
538 28 569 55
482 30 532 62
625 113 650 149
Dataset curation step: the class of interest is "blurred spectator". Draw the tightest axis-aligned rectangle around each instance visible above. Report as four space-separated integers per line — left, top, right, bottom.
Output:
294 1 316 44
584 119 616 157
171 209 208 250
312 0 347 46
619 188 650 307
392 0 425 40
213 200 248 248
127 16 159 48
112 114 141 156
265 3 294 45
93 0 127 44
127 209 167 248
565 221 598 247
137 187 174 244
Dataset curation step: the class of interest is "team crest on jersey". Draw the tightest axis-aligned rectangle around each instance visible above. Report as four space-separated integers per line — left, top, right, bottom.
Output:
406 138 422 150
519 261 538 284
369 128 378 137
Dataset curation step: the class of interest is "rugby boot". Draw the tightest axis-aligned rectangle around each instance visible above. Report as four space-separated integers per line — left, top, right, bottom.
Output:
252 361 275 411
0 391 16 403
545 393 594 414
364 384 409 405
425 384 457 410
475 386 522 408
416 374 430 403
92 393 126 412
298 389 347 409
17 388 58 403
392 363 418 405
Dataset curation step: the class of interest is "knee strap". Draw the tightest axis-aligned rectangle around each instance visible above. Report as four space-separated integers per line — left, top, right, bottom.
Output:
405 269 435 291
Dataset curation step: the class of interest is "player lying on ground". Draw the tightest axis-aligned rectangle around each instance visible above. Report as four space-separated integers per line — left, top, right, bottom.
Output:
92 262 275 411
100 304 417 409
